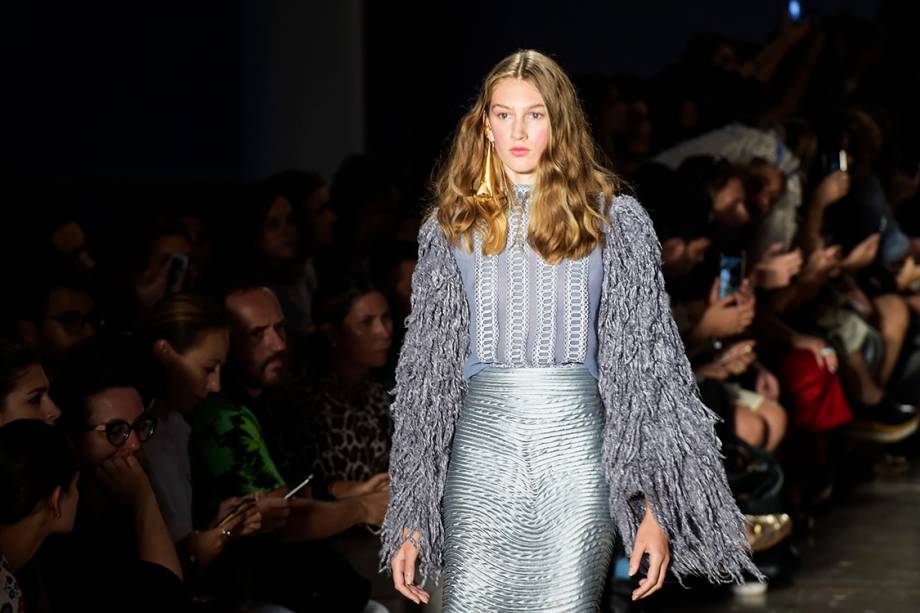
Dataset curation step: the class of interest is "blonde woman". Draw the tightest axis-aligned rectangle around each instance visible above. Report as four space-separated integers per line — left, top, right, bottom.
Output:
379 50 762 611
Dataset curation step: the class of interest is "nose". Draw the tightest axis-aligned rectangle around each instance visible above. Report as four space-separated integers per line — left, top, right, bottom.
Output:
45 399 62 425
511 116 526 141
267 327 286 353
207 373 221 394
122 431 141 453
374 317 393 341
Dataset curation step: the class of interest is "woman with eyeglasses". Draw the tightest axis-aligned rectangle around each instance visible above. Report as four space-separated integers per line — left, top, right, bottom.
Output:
33 335 186 613
0 420 80 612
0 340 62 427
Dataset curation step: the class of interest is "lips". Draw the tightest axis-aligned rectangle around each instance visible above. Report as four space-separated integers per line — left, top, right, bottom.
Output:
511 147 530 157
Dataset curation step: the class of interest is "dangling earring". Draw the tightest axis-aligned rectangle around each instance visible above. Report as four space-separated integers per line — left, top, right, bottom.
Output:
476 131 496 199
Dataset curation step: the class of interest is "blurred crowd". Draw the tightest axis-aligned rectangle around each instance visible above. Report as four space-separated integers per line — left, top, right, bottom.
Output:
3 5 920 613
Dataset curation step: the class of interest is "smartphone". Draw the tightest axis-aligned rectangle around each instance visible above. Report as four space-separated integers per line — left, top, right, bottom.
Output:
787 0 802 22
216 497 256 528
718 253 745 299
284 474 314 500
166 253 189 293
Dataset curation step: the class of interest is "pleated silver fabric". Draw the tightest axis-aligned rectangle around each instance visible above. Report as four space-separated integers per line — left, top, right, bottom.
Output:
443 364 614 612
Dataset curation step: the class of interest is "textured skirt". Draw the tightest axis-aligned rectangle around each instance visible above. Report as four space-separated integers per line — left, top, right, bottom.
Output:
442 364 615 612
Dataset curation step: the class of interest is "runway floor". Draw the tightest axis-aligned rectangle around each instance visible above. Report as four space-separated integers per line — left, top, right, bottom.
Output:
664 455 920 613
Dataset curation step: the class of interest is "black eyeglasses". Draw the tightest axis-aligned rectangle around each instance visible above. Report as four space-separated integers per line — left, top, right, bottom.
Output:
84 415 157 447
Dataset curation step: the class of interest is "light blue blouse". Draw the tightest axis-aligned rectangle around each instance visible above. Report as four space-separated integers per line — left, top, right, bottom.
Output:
450 184 602 381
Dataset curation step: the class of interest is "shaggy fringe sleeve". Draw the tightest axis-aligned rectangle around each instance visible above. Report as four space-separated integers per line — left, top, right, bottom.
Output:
597 195 764 585
377 215 468 588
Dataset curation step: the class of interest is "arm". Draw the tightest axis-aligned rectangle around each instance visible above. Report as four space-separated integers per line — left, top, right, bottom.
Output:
281 492 386 541
597 195 763 585
378 215 469 588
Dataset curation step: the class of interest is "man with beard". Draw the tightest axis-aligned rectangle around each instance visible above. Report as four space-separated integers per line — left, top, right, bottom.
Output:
188 280 388 612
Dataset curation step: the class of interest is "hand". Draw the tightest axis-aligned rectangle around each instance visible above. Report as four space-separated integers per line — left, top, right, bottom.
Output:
392 528 430 605
357 489 389 526
896 256 920 291
800 245 842 283
331 473 390 499
252 491 291 534
210 496 262 538
696 278 756 338
792 334 838 373
840 233 880 272
95 455 155 510
630 505 670 601
753 243 803 289
754 364 781 401
697 340 757 380
812 171 850 209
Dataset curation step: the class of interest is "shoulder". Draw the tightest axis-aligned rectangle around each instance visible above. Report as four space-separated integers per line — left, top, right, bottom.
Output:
602 193 658 244
193 395 257 433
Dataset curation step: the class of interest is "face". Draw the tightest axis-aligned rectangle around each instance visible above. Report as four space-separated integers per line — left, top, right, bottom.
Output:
51 222 95 271
304 186 336 248
0 364 61 426
157 328 229 412
485 78 551 185
259 196 299 261
661 237 711 278
39 288 97 362
331 291 393 370
746 163 784 215
711 177 750 227
80 387 147 465
225 288 288 389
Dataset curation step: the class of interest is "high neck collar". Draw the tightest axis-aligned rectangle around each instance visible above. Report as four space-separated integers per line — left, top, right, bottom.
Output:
511 183 533 205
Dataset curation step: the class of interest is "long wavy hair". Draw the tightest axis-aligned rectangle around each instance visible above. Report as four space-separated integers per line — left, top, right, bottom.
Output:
431 50 621 264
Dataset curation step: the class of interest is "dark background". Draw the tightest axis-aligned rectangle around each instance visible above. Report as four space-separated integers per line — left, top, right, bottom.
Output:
4 1 880 187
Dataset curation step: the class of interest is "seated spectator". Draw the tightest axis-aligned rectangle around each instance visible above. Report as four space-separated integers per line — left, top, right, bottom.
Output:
0 420 79 611
13 269 99 379
39 336 185 613
188 277 389 612
0 340 61 426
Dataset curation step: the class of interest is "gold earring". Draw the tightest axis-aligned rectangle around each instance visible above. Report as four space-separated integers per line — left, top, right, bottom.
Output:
476 135 496 199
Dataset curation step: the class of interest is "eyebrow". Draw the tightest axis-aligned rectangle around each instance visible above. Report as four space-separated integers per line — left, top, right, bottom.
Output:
27 386 47 395
491 103 546 111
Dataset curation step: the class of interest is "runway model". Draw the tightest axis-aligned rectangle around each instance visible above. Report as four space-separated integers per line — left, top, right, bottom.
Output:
379 49 762 612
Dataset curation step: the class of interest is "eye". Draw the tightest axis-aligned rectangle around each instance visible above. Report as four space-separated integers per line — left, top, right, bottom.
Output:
497 112 509 120
531 112 544 119
28 393 43 406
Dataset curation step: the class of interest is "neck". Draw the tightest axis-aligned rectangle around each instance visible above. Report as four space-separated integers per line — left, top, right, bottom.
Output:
330 355 370 388
0 516 48 573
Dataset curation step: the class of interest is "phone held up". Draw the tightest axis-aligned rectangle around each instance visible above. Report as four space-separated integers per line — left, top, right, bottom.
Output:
718 252 746 299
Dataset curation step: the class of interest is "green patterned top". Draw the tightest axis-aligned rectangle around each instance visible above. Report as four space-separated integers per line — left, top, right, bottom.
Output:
188 393 286 524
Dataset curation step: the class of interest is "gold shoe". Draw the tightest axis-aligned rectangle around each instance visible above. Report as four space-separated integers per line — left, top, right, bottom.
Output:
745 513 792 553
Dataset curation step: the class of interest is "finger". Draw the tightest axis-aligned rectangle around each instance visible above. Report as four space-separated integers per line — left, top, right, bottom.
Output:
636 551 663 600
391 558 411 600
709 277 721 304
628 541 644 576
653 555 670 593
765 242 783 257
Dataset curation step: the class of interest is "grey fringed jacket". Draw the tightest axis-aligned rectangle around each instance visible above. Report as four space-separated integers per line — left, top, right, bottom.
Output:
379 194 761 587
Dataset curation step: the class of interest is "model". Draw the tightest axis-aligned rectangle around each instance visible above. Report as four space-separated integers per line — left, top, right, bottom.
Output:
378 49 761 612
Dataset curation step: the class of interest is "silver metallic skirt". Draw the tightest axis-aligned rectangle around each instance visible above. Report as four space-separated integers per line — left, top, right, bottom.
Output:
442 365 614 612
